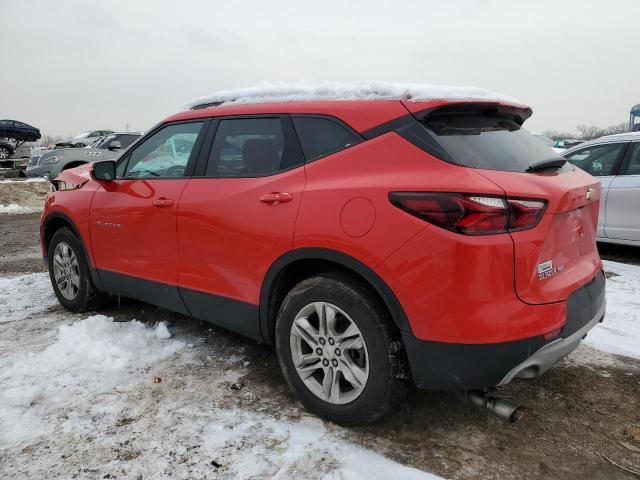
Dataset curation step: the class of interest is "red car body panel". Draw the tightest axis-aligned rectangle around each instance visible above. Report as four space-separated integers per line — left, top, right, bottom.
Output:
177 169 306 305
90 179 190 285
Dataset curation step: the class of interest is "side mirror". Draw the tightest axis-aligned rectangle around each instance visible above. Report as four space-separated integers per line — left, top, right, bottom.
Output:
92 160 116 181
108 140 122 151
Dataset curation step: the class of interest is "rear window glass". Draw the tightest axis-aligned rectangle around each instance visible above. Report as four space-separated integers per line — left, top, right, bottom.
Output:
401 113 562 173
292 117 361 161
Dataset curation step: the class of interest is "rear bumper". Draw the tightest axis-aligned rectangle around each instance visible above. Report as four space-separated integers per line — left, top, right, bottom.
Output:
403 271 606 390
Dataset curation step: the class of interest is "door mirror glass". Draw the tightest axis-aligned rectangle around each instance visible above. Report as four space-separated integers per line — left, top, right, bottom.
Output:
108 140 122 151
93 160 116 181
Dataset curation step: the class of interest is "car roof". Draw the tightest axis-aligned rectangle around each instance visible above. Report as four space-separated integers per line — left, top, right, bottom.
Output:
165 99 530 134
562 131 640 155
165 82 530 133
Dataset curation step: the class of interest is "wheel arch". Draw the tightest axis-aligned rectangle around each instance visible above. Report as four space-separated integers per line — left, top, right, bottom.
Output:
259 248 411 344
42 212 104 290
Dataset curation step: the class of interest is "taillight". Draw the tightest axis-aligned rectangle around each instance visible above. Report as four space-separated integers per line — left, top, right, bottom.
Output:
389 192 546 235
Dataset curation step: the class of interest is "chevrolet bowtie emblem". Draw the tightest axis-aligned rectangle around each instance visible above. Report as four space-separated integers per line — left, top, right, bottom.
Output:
585 188 595 201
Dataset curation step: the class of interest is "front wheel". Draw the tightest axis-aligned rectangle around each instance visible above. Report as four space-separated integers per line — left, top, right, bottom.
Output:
275 273 407 425
48 227 106 312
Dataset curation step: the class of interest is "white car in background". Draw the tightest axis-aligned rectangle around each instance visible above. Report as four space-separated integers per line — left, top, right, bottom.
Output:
562 132 640 246
56 130 114 148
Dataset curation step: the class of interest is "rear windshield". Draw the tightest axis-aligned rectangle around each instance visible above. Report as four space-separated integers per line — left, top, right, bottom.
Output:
403 113 562 172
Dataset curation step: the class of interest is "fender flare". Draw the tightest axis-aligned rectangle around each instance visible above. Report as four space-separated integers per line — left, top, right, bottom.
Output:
41 211 104 290
259 247 412 342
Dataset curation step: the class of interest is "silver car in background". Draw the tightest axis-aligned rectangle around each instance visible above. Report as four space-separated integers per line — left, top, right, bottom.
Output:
562 132 640 245
27 132 142 178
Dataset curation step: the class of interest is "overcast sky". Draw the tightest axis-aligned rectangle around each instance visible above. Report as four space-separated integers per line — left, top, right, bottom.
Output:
1 0 638 137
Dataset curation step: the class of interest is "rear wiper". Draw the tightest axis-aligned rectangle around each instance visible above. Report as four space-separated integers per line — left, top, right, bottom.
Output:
526 158 567 172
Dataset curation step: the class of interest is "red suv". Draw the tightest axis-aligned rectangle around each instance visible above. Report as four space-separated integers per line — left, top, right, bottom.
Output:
41 90 605 425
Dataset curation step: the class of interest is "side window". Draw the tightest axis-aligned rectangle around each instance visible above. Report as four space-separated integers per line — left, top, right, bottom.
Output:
125 122 203 178
623 144 640 175
564 143 624 176
206 118 287 177
292 117 361 161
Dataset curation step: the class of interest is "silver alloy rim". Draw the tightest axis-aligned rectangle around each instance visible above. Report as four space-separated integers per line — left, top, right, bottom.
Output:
290 302 369 405
52 242 80 300
0 148 9 159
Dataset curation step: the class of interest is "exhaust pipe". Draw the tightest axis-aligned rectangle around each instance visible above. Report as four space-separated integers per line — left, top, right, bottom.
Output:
465 390 524 423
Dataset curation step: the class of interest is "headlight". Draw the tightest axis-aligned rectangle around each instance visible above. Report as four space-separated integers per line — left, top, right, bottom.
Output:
41 155 60 164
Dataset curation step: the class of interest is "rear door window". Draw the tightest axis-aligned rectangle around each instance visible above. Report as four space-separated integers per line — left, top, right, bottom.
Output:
399 112 563 172
206 117 302 177
564 143 625 176
292 116 361 161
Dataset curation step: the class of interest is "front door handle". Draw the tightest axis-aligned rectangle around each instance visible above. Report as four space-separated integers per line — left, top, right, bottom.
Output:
259 192 293 205
152 197 175 208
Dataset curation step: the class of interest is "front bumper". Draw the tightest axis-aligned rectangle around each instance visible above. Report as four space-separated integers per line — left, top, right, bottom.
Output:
26 164 54 178
403 271 606 390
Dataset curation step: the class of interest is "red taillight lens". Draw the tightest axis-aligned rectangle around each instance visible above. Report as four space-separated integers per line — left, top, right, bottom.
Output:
389 192 546 235
507 198 547 232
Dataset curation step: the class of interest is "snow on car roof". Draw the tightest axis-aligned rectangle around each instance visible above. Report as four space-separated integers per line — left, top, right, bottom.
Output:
185 80 522 109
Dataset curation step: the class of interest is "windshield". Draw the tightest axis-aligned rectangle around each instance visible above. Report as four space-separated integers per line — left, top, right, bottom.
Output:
72 131 91 139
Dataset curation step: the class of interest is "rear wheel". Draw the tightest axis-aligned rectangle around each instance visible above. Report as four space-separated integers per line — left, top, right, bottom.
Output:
275 273 406 425
48 227 106 312
0 146 10 159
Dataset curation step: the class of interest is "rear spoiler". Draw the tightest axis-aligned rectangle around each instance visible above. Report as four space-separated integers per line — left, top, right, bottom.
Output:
408 102 533 126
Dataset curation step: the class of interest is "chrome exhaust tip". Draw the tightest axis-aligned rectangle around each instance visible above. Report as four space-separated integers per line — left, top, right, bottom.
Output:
466 391 524 423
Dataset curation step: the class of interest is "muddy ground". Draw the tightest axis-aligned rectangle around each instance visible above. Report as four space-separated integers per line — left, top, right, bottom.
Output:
1 212 639 479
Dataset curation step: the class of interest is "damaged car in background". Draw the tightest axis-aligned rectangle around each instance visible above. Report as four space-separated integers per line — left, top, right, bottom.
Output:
27 132 142 178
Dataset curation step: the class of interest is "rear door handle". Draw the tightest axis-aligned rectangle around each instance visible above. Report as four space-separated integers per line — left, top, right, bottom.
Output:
152 197 175 208
259 192 293 205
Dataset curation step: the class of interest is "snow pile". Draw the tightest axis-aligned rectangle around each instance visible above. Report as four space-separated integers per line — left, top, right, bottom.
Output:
0 273 58 323
585 260 640 359
186 80 521 109
0 315 186 444
201 409 437 479
0 203 42 214
0 177 48 184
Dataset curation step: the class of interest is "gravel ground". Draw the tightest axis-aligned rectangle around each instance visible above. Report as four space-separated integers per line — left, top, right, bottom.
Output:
0 213 639 479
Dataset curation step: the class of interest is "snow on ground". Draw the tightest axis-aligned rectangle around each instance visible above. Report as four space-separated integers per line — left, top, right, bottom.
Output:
0 260 638 478
186 80 521 109
0 178 47 184
0 273 440 479
0 273 57 323
0 203 42 214
585 260 640 360
0 315 186 445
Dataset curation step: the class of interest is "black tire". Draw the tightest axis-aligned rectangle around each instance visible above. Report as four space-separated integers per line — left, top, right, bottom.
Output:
275 272 407 426
47 227 107 312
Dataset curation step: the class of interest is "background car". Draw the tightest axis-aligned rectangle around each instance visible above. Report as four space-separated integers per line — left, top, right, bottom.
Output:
562 132 640 245
0 119 41 174
531 132 566 153
55 130 114 148
554 138 583 150
28 132 142 178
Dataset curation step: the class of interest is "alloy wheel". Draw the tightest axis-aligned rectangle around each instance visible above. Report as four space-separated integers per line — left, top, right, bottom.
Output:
52 242 80 300
289 302 369 405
